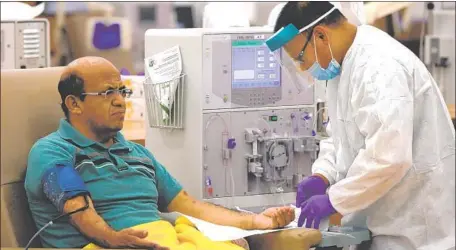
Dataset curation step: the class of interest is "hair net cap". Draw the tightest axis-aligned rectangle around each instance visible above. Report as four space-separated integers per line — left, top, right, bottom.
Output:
330 1 366 26
265 23 299 52
1 1 45 21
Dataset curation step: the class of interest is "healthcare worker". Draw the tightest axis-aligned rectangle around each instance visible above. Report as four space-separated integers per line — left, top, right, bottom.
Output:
266 2 455 250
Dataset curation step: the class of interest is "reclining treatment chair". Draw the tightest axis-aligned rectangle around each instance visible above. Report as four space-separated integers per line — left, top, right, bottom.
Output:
1 67 65 247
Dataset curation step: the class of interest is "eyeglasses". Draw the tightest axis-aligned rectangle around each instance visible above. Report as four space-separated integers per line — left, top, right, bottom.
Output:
294 28 314 64
81 88 133 99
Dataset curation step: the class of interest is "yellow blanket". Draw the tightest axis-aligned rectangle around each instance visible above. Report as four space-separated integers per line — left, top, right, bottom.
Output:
83 216 246 250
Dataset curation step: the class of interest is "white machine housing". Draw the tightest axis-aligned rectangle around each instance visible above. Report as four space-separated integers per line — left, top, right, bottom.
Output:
144 27 318 209
1 19 50 69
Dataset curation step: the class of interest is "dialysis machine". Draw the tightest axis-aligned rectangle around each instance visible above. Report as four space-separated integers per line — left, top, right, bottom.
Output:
1 19 50 69
144 27 318 210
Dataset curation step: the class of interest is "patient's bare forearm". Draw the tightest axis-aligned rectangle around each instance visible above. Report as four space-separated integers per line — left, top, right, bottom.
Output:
194 200 256 229
167 191 256 229
63 196 117 248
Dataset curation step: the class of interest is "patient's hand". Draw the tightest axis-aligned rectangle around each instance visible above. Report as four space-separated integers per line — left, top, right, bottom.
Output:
251 206 295 230
110 228 170 249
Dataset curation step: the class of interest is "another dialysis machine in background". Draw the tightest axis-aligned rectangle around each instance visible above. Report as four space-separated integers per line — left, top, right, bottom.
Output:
113 2 177 73
1 19 50 69
424 3 455 107
144 27 319 210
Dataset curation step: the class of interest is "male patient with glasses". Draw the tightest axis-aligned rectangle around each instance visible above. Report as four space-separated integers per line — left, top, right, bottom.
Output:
24 56 295 249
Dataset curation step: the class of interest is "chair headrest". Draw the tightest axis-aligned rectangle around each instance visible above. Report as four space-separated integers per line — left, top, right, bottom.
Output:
1 67 64 185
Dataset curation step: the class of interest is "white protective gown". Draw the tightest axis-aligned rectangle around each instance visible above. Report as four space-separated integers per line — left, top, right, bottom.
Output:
313 25 456 250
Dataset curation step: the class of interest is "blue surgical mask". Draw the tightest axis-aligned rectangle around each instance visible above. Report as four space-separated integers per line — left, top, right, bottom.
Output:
307 35 341 81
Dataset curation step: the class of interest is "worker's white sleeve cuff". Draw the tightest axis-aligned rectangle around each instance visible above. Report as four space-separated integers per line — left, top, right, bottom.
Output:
312 168 336 186
328 188 351 216
312 134 338 186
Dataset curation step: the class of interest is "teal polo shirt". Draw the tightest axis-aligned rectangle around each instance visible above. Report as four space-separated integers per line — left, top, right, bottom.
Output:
25 119 183 248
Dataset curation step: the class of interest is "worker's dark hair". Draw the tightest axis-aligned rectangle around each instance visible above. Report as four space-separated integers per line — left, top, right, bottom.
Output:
58 73 86 119
274 2 346 33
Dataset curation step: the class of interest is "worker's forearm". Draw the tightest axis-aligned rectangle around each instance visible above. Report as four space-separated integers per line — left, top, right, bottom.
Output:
64 196 118 248
168 191 256 230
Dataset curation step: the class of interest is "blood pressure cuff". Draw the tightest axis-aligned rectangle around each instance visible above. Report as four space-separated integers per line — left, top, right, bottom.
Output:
41 162 91 213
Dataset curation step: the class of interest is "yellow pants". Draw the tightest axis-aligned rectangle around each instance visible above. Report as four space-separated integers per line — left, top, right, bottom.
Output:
83 216 245 250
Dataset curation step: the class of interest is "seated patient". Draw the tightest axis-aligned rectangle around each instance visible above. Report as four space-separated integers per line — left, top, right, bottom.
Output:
25 57 295 249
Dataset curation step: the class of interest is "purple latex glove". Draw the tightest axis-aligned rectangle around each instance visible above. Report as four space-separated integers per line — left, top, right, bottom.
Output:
296 175 328 207
298 194 336 229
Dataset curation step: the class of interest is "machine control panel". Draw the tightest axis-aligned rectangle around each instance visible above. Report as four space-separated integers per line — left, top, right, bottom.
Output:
202 33 314 110
246 92 281 106
231 38 282 107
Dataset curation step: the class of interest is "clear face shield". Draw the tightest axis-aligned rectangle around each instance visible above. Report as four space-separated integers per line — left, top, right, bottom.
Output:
265 6 339 93
269 45 316 93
